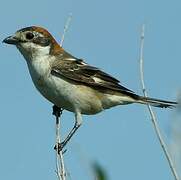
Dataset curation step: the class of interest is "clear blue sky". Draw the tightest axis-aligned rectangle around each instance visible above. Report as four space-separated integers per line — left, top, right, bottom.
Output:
0 0 180 179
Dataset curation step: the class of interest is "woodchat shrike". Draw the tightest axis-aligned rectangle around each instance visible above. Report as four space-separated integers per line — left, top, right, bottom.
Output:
3 26 177 149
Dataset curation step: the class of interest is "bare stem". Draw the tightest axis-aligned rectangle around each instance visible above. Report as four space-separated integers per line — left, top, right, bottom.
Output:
139 24 179 180
60 13 73 47
53 106 66 180
53 14 73 179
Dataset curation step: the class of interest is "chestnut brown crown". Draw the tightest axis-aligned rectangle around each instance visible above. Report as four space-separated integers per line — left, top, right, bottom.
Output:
3 26 64 55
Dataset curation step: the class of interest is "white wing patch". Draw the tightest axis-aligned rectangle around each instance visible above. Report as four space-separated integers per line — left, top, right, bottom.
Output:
66 57 77 61
93 77 104 83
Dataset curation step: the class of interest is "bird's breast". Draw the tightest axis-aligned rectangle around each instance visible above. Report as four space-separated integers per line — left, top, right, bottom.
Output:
27 59 104 114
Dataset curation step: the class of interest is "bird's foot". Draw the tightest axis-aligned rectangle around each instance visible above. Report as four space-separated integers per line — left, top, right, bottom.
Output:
54 142 67 154
52 105 62 117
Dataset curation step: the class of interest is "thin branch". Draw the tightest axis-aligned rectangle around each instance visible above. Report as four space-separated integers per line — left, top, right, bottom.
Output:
53 106 66 180
53 14 73 179
60 13 73 47
139 24 179 180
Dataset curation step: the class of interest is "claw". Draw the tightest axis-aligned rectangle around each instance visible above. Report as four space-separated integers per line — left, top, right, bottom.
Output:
54 142 67 154
52 105 62 117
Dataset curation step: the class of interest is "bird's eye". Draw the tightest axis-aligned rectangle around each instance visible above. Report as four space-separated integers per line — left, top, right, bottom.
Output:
26 32 34 40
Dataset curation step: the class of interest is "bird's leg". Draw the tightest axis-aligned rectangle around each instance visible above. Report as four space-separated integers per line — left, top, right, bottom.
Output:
52 105 62 120
52 105 63 154
55 111 82 152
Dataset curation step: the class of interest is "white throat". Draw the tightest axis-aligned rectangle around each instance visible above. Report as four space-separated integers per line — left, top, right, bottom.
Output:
16 42 51 63
16 42 53 91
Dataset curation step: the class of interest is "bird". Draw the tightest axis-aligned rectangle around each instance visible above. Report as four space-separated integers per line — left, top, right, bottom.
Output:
3 26 177 150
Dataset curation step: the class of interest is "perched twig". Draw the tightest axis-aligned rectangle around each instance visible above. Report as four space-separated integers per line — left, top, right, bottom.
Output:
52 14 73 179
60 13 73 47
53 106 66 180
139 24 179 180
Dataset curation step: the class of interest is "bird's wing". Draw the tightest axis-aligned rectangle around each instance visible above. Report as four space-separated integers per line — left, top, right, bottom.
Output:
51 58 135 93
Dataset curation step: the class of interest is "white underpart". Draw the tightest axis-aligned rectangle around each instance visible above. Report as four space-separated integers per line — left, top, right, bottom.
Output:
16 42 135 115
101 93 135 109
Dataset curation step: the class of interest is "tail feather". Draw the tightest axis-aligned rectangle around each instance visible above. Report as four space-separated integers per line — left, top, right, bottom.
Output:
137 96 177 108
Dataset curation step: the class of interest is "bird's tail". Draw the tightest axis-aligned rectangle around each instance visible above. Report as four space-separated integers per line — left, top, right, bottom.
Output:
136 96 177 108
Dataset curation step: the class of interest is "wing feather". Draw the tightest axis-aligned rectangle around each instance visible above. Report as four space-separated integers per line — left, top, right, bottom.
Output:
51 59 134 93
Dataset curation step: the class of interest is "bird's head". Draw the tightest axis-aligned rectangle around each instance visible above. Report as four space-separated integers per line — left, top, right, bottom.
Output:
3 26 63 60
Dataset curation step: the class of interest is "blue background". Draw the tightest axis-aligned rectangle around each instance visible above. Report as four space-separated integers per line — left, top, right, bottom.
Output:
0 0 180 179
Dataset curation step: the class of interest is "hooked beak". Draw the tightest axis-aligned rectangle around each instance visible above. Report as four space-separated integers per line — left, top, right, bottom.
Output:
2 35 20 45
